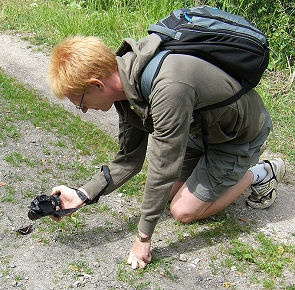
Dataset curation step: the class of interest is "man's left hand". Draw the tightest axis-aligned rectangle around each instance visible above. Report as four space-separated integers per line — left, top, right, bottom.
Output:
127 235 152 269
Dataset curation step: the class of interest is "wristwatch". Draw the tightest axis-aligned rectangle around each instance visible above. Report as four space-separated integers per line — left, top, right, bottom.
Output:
136 231 151 242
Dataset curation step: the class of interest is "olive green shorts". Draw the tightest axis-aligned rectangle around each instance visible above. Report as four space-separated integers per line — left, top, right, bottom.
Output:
179 109 273 202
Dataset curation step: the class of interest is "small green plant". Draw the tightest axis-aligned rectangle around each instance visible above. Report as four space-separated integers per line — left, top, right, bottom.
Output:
4 151 38 167
56 140 67 147
1 185 16 203
127 221 137 232
68 260 93 275
228 232 295 287
98 204 109 212
3 123 21 139
4 151 24 167
117 263 149 289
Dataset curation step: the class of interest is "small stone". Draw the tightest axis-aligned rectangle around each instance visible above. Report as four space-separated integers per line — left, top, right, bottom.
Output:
74 281 82 287
195 274 204 284
179 254 188 262
8 263 16 268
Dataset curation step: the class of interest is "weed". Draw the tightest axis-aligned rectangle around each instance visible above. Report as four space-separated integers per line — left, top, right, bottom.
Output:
3 123 21 140
92 226 105 234
127 221 137 232
4 151 23 167
4 151 38 167
68 260 93 275
117 263 149 289
148 256 178 280
98 204 109 212
1 185 16 203
228 232 295 286
56 140 67 147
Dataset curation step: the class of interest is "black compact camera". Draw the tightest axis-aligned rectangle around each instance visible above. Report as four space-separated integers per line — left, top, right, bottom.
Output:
28 193 62 220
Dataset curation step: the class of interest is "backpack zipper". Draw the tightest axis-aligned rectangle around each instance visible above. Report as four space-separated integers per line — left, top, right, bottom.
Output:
183 11 265 35
181 11 267 44
178 25 267 50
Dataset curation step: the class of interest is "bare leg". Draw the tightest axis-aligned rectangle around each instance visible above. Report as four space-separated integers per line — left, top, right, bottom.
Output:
170 170 254 223
169 181 185 200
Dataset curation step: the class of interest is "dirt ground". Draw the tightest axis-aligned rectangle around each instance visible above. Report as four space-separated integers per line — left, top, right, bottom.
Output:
0 33 294 289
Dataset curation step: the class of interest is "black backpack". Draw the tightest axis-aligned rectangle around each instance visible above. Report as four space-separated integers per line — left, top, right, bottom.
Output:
139 6 269 152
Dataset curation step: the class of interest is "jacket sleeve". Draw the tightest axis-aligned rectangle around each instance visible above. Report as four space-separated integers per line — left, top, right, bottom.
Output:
138 83 195 236
82 111 149 200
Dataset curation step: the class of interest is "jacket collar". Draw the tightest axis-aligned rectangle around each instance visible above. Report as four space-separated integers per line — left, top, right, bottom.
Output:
116 34 162 120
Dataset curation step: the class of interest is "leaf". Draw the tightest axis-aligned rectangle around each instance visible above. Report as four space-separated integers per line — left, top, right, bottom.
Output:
277 245 284 254
69 264 79 271
0 182 6 186
223 282 231 288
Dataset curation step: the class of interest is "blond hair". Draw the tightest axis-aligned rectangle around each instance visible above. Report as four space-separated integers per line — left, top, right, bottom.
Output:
48 36 117 98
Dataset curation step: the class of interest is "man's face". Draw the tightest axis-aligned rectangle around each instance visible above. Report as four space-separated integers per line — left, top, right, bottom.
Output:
67 84 114 113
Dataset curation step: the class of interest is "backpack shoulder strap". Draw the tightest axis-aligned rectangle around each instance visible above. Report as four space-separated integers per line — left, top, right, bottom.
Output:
140 50 172 102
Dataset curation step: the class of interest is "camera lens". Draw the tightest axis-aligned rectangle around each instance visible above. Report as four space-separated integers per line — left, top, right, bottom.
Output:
28 210 42 221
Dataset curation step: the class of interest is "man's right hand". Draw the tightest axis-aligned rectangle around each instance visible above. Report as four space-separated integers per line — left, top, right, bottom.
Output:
50 185 87 221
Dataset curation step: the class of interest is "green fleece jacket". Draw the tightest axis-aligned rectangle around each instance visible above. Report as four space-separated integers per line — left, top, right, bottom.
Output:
82 34 266 236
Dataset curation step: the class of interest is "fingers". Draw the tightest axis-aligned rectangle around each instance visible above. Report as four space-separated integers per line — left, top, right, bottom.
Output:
51 185 65 196
127 251 133 264
127 251 149 269
128 251 139 269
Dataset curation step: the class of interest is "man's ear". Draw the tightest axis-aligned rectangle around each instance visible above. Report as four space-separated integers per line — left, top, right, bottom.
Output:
89 78 104 88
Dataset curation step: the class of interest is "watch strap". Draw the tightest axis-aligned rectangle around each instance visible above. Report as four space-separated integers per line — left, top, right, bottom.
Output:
136 231 151 242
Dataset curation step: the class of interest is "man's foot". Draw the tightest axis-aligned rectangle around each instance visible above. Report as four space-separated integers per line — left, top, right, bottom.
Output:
247 158 286 209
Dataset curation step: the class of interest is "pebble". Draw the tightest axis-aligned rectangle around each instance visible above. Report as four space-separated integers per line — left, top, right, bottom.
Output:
195 274 204 284
74 281 82 287
179 254 188 262
189 259 200 268
8 263 16 268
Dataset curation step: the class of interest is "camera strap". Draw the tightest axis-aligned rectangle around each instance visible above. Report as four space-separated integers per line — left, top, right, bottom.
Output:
53 165 111 216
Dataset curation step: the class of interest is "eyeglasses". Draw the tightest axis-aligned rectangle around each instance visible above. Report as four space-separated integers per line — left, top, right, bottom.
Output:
76 93 85 110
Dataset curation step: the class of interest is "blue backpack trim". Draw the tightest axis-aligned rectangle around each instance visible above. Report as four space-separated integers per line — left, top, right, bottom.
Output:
140 50 172 102
140 6 269 103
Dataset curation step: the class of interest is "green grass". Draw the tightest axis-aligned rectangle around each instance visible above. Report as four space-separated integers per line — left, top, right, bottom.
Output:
257 72 295 162
171 213 253 246
0 0 193 49
68 260 93 275
228 232 295 288
4 151 38 167
0 0 294 164
117 256 177 289
0 72 118 155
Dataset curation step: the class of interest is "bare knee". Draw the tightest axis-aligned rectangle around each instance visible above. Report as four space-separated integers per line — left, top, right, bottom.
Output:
170 204 202 223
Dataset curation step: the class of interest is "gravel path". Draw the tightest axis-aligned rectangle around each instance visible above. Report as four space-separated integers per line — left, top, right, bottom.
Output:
0 33 294 289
